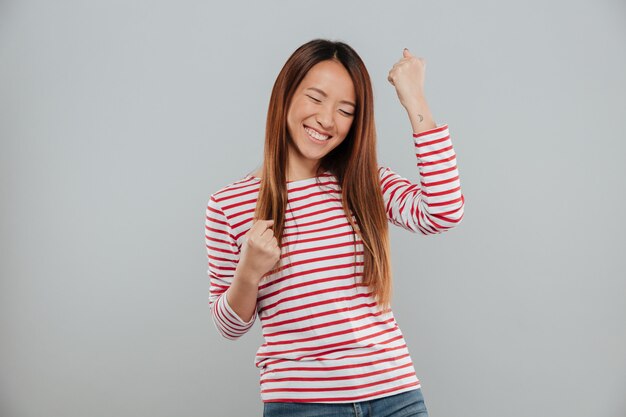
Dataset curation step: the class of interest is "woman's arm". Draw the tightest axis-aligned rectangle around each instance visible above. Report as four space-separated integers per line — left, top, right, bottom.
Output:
404 96 437 136
378 123 464 234
205 195 258 340
382 48 464 233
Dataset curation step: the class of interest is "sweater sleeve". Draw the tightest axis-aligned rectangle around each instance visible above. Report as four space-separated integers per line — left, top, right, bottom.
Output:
205 195 257 340
378 123 465 235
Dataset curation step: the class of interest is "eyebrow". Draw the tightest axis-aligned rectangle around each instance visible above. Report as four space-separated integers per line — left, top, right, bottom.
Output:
306 87 356 108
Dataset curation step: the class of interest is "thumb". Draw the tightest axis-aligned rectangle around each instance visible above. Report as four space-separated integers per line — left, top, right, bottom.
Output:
403 47 412 58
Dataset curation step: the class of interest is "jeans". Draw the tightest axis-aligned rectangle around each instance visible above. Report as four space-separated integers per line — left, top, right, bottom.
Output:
263 388 429 417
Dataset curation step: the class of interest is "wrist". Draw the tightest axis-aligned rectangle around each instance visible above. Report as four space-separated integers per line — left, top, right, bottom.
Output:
402 96 428 114
406 109 436 134
234 266 262 287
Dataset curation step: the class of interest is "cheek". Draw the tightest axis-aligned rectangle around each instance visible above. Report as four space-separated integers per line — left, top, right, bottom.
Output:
339 120 354 136
291 99 310 116
286 109 300 134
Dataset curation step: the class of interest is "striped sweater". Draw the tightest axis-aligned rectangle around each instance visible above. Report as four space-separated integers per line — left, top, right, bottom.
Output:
205 123 464 403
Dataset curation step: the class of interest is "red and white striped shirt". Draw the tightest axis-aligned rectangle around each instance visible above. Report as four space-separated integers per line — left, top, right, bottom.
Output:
205 124 464 403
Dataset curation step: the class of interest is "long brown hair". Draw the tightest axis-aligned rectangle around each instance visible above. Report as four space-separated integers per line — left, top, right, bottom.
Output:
252 38 393 313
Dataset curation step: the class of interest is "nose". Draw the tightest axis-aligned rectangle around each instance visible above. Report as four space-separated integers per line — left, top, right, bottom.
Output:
315 105 334 130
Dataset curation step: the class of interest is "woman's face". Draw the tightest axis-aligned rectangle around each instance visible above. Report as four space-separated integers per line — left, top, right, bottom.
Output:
286 59 356 176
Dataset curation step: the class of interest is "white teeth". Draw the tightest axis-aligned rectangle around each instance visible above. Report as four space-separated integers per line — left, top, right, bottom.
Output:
304 127 330 141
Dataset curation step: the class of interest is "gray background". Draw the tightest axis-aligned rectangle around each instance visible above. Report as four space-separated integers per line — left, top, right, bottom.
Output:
1 0 625 416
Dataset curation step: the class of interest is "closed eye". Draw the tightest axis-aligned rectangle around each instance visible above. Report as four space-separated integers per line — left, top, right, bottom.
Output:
306 95 321 103
307 95 354 117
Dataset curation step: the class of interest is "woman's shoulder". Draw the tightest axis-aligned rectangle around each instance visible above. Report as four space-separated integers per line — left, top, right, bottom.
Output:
377 164 397 178
208 172 260 204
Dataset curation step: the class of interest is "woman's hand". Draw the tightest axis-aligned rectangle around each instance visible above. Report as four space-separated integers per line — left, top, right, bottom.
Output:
388 48 437 133
235 218 282 286
387 48 427 111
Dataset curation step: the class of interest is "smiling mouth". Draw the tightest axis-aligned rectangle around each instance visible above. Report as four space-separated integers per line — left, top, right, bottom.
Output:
303 125 332 142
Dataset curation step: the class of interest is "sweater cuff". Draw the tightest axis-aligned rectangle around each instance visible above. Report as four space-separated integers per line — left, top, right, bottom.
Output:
220 291 257 327
412 123 449 139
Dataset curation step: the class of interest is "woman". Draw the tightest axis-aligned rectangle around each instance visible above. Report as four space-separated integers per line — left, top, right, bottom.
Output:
205 38 464 417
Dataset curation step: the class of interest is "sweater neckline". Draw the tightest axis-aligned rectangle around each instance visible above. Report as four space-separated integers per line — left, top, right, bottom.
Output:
247 170 333 184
